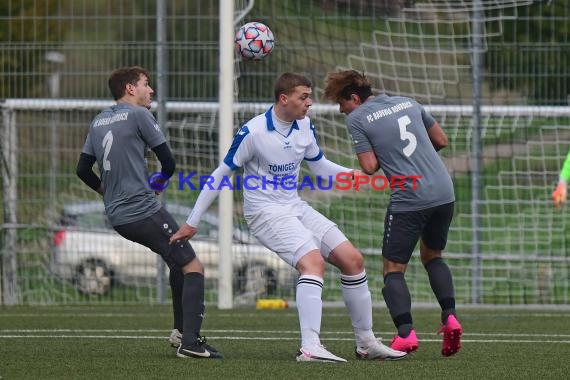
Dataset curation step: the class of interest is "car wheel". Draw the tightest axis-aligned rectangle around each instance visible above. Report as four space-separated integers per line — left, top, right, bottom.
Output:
235 263 278 298
74 259 112 295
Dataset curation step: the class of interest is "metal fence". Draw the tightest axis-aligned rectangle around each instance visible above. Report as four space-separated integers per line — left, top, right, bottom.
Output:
1 0 569 306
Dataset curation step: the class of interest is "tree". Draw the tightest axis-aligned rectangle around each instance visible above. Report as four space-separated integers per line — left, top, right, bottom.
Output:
485 1 569 105
0 0 69 98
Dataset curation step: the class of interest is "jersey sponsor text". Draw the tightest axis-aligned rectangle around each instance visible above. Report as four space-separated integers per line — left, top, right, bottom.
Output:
93 112 129 127
365 101 413 123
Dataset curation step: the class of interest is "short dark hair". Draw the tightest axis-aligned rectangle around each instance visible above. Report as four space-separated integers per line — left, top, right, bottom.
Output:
323 70 373 103
274 72 312 102
108 66 151 100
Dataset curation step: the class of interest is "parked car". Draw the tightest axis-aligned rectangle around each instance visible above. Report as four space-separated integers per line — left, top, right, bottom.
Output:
49 201 297 298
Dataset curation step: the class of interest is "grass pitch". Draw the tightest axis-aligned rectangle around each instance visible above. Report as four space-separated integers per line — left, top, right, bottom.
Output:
1 305 568 379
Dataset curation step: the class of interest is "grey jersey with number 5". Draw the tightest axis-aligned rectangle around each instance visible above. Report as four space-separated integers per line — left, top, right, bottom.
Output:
82 103 165 226
347 94 454 212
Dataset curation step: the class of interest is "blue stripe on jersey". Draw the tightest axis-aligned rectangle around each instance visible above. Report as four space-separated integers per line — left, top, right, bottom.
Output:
304 150 323 162
223 126 250 170
265 107 275 130
304 121 323 161
286 120 299 137
265 106 300 137
310 122 319 144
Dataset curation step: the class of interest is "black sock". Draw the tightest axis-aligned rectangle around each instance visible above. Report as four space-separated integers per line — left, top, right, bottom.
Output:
181 272 205 347
424 257 456 323
169 268 184 331
382 272 413 337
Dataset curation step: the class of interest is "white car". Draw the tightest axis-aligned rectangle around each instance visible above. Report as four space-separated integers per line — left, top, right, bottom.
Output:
50 201 297 298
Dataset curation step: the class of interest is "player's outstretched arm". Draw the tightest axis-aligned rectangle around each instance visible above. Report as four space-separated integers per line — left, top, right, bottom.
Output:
169 163 234 243
306 155 350 178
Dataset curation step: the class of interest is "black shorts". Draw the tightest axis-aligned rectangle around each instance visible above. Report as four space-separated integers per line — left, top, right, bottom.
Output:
382 201 454 264
113 206 196 270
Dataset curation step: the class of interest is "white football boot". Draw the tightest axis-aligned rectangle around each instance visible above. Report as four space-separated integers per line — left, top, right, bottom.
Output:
296 344 347 363
355 338 407 360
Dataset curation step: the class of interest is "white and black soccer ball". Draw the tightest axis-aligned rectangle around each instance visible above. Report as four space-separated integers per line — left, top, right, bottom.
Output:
234 22 275 60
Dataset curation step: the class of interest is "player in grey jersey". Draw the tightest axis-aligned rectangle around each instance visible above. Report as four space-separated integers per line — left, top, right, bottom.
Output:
76 66 221 359
324 70 462 357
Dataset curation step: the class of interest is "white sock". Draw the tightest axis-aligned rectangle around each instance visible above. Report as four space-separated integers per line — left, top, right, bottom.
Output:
296 275 323 348
341 271 376 346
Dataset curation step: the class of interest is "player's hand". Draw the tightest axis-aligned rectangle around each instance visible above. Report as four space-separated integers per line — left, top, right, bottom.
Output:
351 169 363 177
169 223 198 244
553 181 567 209
351 169 365 191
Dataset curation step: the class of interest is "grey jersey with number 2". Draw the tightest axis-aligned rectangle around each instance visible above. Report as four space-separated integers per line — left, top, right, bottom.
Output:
347 94 454 212
82 103 165 226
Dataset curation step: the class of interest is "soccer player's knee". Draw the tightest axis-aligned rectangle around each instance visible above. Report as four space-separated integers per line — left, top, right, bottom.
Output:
182 257 204 274
331 249 364 273
296 253 326 275
421 255 440 268
420 249 442 266
349 252 365 271
383 271 405 285
383 258 407 275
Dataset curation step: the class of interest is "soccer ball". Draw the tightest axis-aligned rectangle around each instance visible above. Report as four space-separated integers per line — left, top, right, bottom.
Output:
235 22 275 60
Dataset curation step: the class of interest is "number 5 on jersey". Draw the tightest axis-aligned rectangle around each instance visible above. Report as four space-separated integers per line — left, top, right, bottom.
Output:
398 115 417 157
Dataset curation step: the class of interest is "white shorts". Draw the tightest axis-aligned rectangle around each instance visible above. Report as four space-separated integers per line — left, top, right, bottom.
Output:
245 201 348 267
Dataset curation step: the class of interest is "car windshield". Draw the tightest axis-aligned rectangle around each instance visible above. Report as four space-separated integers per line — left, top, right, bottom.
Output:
62 211 110 229
60 202 254 243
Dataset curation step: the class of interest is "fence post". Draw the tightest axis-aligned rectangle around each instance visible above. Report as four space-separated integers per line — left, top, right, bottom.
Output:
217 0 235 309
1 106 19 305
470 0 484 304
155 0 168 305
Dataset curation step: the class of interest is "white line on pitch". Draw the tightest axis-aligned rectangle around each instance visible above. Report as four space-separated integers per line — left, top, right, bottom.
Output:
1 329 569 338
0 335 569 344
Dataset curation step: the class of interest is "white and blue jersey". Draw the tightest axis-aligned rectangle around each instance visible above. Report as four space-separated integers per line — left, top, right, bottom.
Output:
224 106 323 214
186 106 350 228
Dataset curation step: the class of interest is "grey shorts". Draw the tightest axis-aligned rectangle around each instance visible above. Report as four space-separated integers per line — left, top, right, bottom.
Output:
113 206 196 270
382 202 454 264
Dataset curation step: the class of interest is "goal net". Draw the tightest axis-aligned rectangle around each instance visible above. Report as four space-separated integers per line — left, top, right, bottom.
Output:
2 100 569 306
2 0 568 307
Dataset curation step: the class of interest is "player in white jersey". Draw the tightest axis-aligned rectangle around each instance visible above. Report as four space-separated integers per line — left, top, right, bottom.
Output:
170 72 406 363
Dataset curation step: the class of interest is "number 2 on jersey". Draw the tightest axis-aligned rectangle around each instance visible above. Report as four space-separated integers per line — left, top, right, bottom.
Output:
397 115 417 157
102 130 113 171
